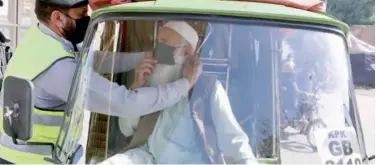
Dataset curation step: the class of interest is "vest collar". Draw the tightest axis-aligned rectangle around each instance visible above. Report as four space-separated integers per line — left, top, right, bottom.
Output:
38 23 76 52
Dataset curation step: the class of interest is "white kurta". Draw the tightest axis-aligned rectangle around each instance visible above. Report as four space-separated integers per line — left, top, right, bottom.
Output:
104 80 256 164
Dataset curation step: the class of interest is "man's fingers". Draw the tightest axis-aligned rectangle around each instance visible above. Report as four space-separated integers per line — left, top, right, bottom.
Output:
143 72 152 80
183 52 194 61
138 61 155 76
187 56 199 67
184 46 193 56
141 67 153 77
142 58 157 65
136 59 156 73
137 67 152 77
140 60 156 67
145 52 154 59
140 62 155 71
193 57 200 66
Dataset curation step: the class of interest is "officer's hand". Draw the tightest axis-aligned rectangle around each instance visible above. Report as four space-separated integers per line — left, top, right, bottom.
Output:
183 52 201 88
130 52 156 89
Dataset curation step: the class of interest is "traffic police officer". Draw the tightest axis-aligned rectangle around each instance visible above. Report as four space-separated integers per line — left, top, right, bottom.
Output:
0 0 200 164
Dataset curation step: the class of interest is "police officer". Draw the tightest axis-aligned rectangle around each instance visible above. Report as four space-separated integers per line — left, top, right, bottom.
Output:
0 0 200 164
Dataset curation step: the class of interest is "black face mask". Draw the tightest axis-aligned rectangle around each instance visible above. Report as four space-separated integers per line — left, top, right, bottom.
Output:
64 16 90 45
154 42 176 65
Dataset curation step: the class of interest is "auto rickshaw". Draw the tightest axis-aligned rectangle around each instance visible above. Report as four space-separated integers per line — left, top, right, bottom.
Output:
2 0 375 164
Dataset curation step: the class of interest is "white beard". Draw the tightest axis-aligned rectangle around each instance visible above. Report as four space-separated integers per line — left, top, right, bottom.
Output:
148 53 185 86
148 64 183 85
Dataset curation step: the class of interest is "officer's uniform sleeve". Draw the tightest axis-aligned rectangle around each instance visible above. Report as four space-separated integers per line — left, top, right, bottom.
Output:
93 51 144 74
34 58 77 102
87 70 191 117
39 58 192 117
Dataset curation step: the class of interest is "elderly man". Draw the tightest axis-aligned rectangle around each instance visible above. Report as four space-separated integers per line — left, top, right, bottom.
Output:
100 21 257 164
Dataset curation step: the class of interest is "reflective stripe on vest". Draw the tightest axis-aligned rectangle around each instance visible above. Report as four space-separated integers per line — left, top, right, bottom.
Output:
0 25 75 164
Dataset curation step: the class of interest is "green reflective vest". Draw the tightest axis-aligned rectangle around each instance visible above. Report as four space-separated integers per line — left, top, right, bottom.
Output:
0 25 74 164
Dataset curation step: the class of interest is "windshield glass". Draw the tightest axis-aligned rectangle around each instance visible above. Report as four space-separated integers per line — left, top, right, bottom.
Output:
62 17 366 164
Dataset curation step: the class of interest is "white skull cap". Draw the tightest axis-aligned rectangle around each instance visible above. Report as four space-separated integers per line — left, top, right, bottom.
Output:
163 21 199 50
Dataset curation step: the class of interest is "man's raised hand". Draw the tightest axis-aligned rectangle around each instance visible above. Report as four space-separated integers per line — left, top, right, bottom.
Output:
130 52 156 89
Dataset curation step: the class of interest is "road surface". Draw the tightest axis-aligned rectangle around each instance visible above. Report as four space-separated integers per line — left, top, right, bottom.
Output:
354 88 375 164
280 88 375 164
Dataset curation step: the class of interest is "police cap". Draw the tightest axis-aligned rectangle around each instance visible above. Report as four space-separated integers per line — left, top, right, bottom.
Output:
37 0 89 8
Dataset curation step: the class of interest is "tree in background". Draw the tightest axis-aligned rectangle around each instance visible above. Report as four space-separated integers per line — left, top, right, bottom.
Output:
326 0 375 25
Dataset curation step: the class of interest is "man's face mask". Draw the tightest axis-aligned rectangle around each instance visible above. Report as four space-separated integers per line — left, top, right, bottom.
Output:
148 38 187 85
61 12 90 45
154 42 176 65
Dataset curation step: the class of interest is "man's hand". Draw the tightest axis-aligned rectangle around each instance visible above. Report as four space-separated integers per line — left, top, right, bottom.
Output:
130 52 156 90
183 53 202 88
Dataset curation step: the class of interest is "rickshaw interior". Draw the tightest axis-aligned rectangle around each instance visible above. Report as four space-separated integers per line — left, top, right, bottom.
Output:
60 12 367 164
83 19 279 163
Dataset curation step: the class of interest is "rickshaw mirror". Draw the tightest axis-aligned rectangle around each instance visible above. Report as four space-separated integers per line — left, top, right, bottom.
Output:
2 76 34 141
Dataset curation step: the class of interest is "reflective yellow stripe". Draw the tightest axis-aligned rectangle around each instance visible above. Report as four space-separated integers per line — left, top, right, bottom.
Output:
0 108 63 143
34 108 65 116
0 116 60 143
0 106 82 163
0 110 64 164
29 124 61 143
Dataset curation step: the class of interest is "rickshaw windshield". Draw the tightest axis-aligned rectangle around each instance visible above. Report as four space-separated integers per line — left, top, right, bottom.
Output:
60 16 366 164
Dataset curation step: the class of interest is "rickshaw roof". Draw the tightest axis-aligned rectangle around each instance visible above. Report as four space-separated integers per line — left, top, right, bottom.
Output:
91 0 349 33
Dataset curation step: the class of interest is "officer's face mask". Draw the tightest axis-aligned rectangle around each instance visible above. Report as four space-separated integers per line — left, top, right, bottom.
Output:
61 13 90 45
